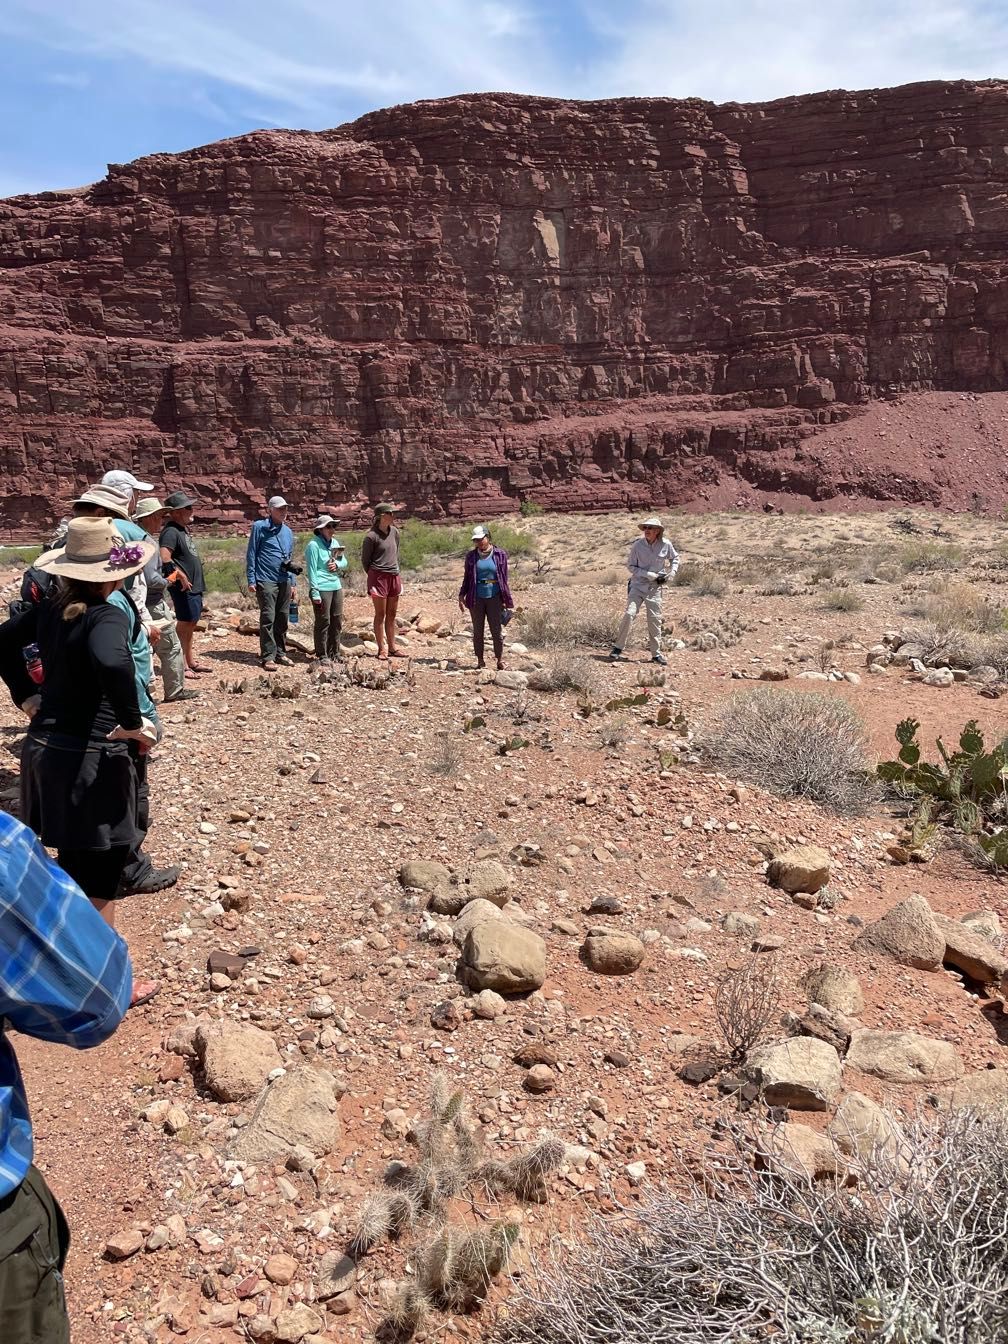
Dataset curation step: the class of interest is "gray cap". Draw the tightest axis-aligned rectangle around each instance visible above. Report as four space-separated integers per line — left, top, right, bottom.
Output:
268 495 288 510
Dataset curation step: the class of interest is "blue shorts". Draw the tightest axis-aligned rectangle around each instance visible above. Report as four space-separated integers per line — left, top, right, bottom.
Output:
172 590 204 623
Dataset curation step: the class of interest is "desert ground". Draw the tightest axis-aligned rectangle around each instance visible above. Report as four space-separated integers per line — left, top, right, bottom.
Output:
3 505 1008 1343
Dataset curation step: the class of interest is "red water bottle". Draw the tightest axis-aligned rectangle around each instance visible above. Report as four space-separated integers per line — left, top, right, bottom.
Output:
22 643 43 685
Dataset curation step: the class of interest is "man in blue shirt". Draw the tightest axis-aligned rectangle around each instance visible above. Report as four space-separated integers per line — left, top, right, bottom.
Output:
0 810 131 1343
246 496 296 671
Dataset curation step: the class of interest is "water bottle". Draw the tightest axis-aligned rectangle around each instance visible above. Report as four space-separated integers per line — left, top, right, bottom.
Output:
22 643 43 685
289 589 299 626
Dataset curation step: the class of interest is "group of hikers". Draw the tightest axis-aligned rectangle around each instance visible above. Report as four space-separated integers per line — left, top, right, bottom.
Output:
0 470 679 1341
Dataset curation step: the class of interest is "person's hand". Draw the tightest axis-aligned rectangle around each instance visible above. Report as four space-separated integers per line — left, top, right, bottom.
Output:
289 583 296 594
20 694 40 720
458 598 465 612
311 591 323 607
248 583 256 594
654 573 668 585
107 719 158 745
176 572 193 593
147 624 161 645
646 570 659 582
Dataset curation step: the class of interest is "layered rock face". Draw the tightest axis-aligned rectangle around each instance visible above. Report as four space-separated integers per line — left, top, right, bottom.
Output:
2 79 1008 530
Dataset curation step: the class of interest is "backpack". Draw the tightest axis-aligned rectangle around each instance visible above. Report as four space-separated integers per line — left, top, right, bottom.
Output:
8 566 55 619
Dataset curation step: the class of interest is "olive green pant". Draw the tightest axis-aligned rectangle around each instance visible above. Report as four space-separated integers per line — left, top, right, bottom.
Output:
0 1165 70 1344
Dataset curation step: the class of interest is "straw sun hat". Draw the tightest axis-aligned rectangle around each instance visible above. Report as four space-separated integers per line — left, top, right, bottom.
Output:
34 517 155 582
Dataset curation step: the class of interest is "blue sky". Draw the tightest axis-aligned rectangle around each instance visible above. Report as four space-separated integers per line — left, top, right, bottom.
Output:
1 0 1006 197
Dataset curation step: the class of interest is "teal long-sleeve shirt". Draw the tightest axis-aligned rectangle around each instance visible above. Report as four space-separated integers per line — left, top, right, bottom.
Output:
305 535 348 598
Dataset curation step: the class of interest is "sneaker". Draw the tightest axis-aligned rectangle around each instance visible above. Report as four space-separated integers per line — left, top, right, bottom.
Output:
608 647 623 661
318 657 332 668
262 660 278 672
124 865 180 896
276 654 294 666
652 652 669 666
163 689 199 703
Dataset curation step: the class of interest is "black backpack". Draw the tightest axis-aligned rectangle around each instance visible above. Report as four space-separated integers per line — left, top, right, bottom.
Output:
8 566 55 619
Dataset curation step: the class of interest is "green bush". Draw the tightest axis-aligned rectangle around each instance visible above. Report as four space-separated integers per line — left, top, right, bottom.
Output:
519 500 544 517
0 545 43 566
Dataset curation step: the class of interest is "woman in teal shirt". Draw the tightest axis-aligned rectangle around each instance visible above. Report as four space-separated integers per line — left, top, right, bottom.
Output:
305 515 348 664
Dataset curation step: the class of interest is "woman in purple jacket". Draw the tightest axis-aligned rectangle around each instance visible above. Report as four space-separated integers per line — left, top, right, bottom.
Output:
458 526 514 670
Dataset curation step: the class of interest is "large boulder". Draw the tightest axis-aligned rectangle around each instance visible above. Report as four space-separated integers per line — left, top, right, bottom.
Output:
461 923 546 994
847 1030 962 1084
580 927 646 976
743 1038 842 1111
461 859 512 906
453 898 507 946
827 1091 906 1161
196 1022 282 1102
766 845 831 894
853 896 944 971
399 859 451 893
757 1122 842 1182
801 962 865 1016
232 1067 345 1162
948 1068 1008 1113
932 912 1008 986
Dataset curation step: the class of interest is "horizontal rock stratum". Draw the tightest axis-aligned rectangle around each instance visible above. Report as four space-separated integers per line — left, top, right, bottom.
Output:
2 79 1008 529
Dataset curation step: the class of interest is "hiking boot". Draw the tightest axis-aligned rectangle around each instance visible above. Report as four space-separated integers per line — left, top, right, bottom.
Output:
276 654 294 666
652 652 669 666
608 647 623 661
123 865 180 896
163 689 199 702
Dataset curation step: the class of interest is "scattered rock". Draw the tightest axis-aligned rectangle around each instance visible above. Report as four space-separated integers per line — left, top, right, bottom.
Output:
766 845 831 894
524 1064 555 1093
801 961 865 1016
827 1090 906 1162
264 1252 298 1285
743 1038 843 1111
722 911 761 937
853 895 944 971
232 1066 345 1162
758 1122 841 1181
196 1022 282 1103
105 1228 145 1260
846 1030 962 1084
948 1068 1008 1113
933 911 1008 985
462 858 512 904
460 922 546 993
207 949 247 978
399 859 451 893
317 1251 356 1299
472 988 507 1020
580 927 646 976
274 1303 324 1342
452 898 508 945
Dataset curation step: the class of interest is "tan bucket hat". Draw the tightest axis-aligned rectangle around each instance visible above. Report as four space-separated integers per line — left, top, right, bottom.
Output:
73 483 132 520
34 517 155 581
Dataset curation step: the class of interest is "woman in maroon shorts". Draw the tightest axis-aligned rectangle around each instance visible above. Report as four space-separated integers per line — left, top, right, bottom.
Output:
361 503 403 659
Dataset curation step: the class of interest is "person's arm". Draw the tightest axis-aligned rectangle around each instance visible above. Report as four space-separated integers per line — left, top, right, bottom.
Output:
664 541 680 580
361 533 375 572
88 607 143 729
245 523 259 591
160 526 192 592
0 606 40 711
0 815 131 1047
496 548 514 608
127 567 149 626
305 539 323 601
285 526 296 590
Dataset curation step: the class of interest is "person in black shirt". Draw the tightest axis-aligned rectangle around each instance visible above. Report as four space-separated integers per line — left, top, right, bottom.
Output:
0 517 161 1006
159 491 206 677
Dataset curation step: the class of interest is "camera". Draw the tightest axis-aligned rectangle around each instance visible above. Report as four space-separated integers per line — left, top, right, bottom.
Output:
280 560 303 576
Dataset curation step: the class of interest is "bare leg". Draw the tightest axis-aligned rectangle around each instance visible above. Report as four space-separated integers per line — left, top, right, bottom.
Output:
176 620 199 673
92 897 116 928
371 595 388 655
385 594 401 654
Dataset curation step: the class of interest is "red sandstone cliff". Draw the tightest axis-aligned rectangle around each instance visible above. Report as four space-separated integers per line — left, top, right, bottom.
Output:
2 80 1008 530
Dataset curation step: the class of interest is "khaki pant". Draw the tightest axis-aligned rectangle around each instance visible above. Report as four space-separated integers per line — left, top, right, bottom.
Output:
148 595 185 700
0 1165 70 1344
615 583 664 656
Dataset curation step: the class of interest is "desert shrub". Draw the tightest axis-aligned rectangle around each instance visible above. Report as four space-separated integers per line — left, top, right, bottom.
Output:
202 556 248 594
904 621 1008 675
494 1108 1008 1344
0 544 43 566
897 540 965 573
821 586 865 613
759 575 799 597
701 688 875 813
713 955 780 1062
534 648 602 699
902 583 1006 634
519 500 544 517
674 561 728 596
520 605 614 649
679 611 752 650
427 730 463 777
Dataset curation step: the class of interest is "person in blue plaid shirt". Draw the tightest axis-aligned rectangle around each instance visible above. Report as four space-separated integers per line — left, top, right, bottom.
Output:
0 810 131 1343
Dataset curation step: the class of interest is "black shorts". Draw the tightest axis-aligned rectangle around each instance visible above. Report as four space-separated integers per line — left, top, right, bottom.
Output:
172 591 203 623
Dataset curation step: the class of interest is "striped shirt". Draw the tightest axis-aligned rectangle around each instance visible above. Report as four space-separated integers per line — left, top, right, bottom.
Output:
0 811 132 1195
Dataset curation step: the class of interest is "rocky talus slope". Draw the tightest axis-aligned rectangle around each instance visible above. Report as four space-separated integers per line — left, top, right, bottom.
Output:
2 79 1008 528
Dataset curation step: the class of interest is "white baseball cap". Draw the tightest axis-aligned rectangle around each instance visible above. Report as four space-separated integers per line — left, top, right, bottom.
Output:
268 495 288 509
103 468 154 494
471 525 488 541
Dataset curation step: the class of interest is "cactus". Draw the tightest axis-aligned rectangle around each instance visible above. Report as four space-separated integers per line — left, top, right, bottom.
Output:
878 718 1008 865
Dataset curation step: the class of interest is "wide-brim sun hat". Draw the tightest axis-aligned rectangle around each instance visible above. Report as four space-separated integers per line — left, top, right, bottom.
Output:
640 516 664 529
133 497 166 521
314 514 337 530
73 483 132 520
34 517 156 581
374 502 397 515
164 490 197 509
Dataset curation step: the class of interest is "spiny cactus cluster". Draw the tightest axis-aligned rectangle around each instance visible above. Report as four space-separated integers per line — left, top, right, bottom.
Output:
350 1075 565 1339
879 718 1008 866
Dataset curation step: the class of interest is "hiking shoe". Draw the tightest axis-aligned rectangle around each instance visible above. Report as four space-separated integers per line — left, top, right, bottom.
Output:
276 654 294 666
164 689 199 702
652 652 669 666
262 660 278 672
124 865 180 896
608 647 623 661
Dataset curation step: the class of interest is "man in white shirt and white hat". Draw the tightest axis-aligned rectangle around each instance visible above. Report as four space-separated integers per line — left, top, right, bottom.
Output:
609 516 680 666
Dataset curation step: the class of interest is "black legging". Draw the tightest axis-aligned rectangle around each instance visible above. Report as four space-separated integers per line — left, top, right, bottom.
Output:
56 846 131 903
